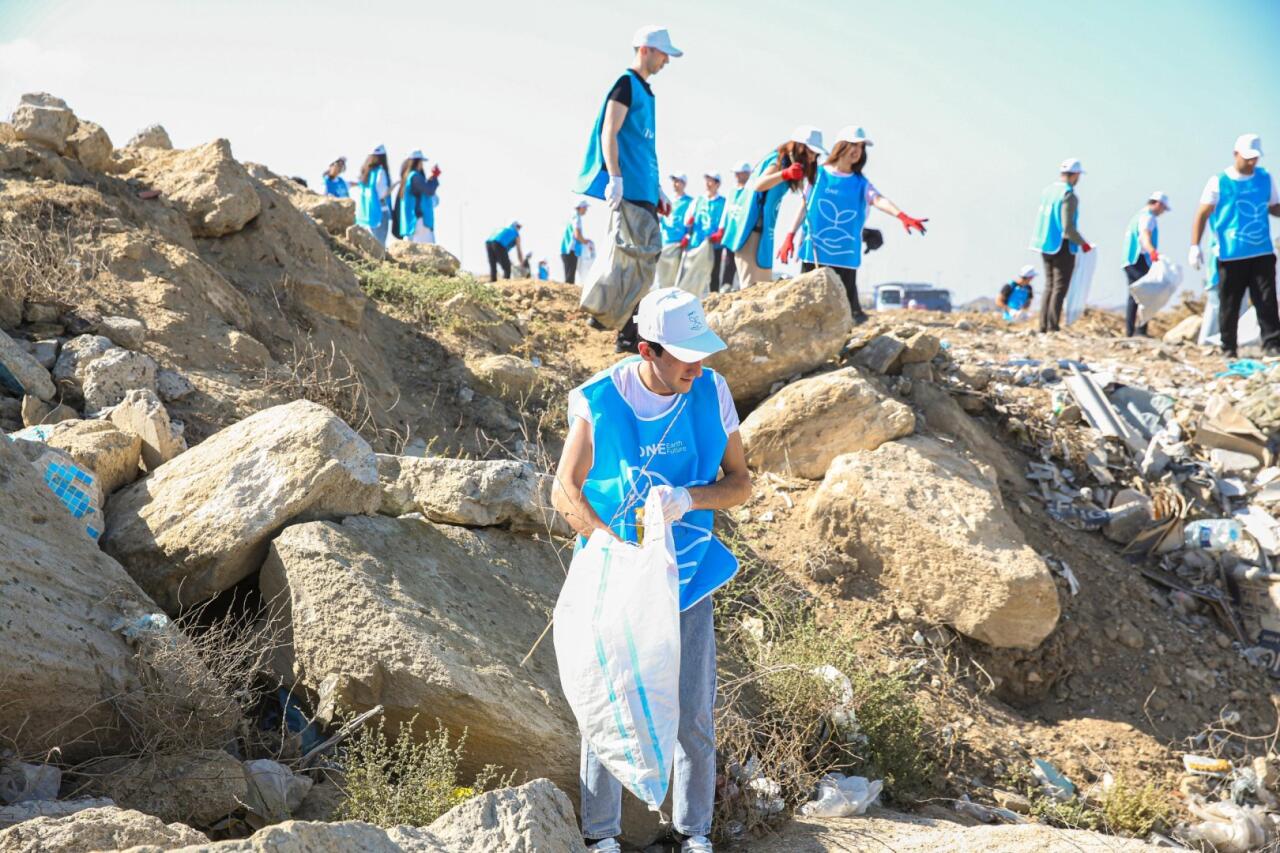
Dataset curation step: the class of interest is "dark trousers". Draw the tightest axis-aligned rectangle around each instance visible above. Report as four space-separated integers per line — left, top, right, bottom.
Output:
720 248 737 290
486 241 511 282
1219 253 1280 353
1040 242 1076 332
708 244 723 293
1124 255 1151 337
802 262 864 318
561 252 579 285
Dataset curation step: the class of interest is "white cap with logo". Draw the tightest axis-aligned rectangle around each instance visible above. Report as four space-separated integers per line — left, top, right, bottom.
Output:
632 25 683 57
1148 190 1171 211
372 144 387 155
1059 158 1085 174
704 171 721 182
1235 133 1264 159
733 160 753 174
789 125 828 155
1019 264 1038 279
669 172 688 184
835 126 874 146
636 288 727 363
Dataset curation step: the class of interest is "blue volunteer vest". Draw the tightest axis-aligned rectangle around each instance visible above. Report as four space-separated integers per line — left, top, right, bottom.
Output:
561 214 583 256
688 195 726 249
1123 208 1158 266
1006 283 1031 312
1211 167 1274 261
721 151 790 267
538 266 549 280
323 175 349 198
798 166 869 270
488 226 518 249
574 358 738 611
397 174 437 238
356 166 387 229
661 194 693 245
1030 181 1077 254
574 71 659 205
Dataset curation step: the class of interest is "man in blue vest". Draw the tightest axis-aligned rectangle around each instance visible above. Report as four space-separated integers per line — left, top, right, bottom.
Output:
1121 191 1171 337
656 173 693 288
561 201 593 284
484 221 524 283
552 288 752 853
575 26 681 353
1190 133 1280 357
997 265 1037 322
1030 158 1092 333
718 161 752 292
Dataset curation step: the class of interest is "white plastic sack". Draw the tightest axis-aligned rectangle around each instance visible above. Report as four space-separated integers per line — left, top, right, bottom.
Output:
654 242 683 289
1129 258 1183 321
800 773 883 818
1201 288 1261 347
674 240 715 299
579 241 597 281
1182 797 1272 852
553 489 681 811
1063 245 1097 327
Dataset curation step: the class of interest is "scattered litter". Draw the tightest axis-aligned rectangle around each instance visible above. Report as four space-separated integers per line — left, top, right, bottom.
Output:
800 773 882 817
1215 359 1270 379
1180 796 1272 852
1182 754 1233 777
1184 518 1243 551
243 758 313 828
953 794 1027 824
111 612 172 643
1031 757 1075 801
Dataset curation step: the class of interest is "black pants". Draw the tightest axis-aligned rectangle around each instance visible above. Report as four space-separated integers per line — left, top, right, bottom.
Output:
802 262 864 318
1219 253 1280 353
486 241 511 282
1040 242 1076 332
561 252 578 285
708 244 723 293
720 248 737 290
1123 255 1151 337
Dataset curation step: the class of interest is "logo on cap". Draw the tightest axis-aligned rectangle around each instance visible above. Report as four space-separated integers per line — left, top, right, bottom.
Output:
686 311 704 332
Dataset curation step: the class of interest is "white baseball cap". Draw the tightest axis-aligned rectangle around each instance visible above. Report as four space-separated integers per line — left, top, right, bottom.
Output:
669 172 688 183
835 126 874 146
512 220 522 228
733 160 753 174
789 125 827 155
1148 190 1172 211
575 200 590 210
372 144 386 155
704 171 721 182
1059 158 1085 174
407 149 425 160
1235 133 1263 159
636 288 726 363
632 25 683 57
1018 264 1037 279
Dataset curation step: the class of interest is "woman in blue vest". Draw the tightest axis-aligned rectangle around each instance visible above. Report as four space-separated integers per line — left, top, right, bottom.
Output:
1121 191 1170 337
354 145 393 245
655 173 693 289
719 126 826 290
1189 133 1280 357
674 173 727 297
321 157 348 198
560 201 593 284
392 150 441 245
778 127 928 324
1029 158 1092 333
484 221 525 282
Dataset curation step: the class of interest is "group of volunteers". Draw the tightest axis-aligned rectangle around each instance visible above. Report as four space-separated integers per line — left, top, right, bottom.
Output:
322 146 441 247
1007 132 1279 358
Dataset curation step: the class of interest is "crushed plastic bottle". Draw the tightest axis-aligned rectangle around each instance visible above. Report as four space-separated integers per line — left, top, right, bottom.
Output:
1183 518 1243 550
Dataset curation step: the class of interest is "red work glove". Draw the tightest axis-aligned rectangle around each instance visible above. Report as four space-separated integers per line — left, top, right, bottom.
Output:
1150 249 1160 262
710 228 724 244
897 212 928 234
679 235 690 249
1081 241 1093 253
777 232 796 263
779 162 805 182
657 198 672 217
430 165 441 178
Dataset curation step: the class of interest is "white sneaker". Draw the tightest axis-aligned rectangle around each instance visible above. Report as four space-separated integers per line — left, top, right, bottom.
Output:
588 839 621 852
681 836 713 853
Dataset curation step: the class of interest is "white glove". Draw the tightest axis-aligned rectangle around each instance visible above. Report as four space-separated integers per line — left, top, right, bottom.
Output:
605 175 624 209
648 485 693 522
1188 245 1203 270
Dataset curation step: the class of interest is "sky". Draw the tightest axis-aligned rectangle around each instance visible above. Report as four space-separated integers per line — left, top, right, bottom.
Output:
2 0 1279 306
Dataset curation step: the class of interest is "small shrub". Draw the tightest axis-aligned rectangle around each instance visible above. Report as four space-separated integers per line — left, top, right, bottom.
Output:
257 336 378 441
353 260 504 329
1101 777 1171 837
336 717 509 827
0 203 106 307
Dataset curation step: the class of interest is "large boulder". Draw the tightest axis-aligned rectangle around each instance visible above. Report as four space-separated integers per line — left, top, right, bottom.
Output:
376 454 569 536
66 120 113 172
344 224 386 260
129 139 261 237
126 124 172 149
0 435 206 762
89 751 247 827
0 805 208 852
45 419 142 495
739 367 915 479
414 779 587 852
9 94 77 154
107 388 187 471
0 329 56 401
259 516 579 794
387 241 462 276
53 334 115 389
703 267 853 404
103 401 380 612
82 348 158 414
807 435 1060 649
468 354 542 399
910 381 1024 487
293 193 355 236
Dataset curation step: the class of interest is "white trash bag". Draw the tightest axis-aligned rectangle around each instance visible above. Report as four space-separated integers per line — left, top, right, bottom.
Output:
800 773 883 818
1063 244 1097 327
1130 258 1184 321
553 489 681 811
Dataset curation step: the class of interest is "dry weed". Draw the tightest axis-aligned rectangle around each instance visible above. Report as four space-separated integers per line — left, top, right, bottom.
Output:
0 203 106 308
257 337 381 442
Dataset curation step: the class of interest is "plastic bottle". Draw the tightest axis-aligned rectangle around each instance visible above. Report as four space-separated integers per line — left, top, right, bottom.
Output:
1183 519 1243 550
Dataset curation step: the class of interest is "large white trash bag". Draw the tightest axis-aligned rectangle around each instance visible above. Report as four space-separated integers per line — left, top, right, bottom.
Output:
553 489 681 811
674 239 715 299
1129 258 1183 321
1063 244 1097 327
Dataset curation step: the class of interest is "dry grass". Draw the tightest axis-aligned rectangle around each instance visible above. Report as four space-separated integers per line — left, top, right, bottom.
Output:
0 203 106 308
256 336 381 443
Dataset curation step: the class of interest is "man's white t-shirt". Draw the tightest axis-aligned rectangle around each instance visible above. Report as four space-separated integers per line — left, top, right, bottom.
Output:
1199 166 1280 206
568 361 739 440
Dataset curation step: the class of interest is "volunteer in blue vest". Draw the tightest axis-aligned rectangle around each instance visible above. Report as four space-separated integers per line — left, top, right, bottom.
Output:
484 221 524 283
322 157 349 198
537 259 550 281
552 287 751 853
677 172 727 295
1189 133 1280 357
656 173 694 289
720 126 826 289
779 127 928 324
997 266 1037 322
393 151 441 245
354 145 393 245
1030 158 1092 333
718 160 752 291
574 25 681 353
560 201 594 284
1121 191 1171 337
